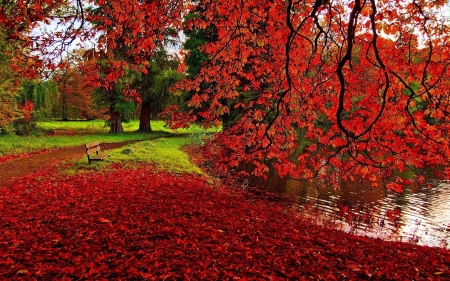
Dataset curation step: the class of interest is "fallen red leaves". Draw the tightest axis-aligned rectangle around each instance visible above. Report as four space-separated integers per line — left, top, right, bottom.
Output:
1 164 449 280
0 149 61 164
0 153 32 164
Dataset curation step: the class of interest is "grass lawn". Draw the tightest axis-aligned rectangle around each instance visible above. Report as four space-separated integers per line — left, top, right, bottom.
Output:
65 135 207 176
0 120 218 157
0 120 217 175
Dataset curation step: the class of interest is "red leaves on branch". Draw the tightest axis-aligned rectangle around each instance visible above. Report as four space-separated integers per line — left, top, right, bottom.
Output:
2 0 450 190
1 164 449 279
174 0 450 189
159 105 196 129
84 0 184 90
20 101 34 122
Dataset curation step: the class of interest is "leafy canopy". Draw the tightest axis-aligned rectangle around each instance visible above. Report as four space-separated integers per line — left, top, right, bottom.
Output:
2 0 450 189
173 0 450 191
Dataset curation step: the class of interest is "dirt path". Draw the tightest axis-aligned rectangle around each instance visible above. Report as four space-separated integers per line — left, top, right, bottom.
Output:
0 141 138 187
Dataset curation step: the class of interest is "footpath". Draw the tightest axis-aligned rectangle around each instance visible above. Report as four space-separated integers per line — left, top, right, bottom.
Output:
0 142 133 187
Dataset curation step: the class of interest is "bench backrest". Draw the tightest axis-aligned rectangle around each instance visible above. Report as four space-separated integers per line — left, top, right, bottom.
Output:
85 141 101 156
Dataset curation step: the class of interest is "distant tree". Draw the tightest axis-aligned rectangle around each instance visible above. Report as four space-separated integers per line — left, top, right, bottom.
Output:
90 71 136 133
136 49 184 132
20 79 58 121
54 63 100 121
83 0 184 133
0 29 21 133
0 81 21 133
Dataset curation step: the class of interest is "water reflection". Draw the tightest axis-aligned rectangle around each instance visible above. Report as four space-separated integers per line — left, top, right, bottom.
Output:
248 171 450 249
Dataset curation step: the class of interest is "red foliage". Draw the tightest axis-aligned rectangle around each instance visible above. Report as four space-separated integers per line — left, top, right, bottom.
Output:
20 101 34 122
3 0 450 189
1 164 449 280
174 0 450 189
53 64 102 120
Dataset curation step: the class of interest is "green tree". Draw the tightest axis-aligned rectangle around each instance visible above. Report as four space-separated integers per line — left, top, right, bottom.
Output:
136 49 184 132
183 5 214 79
91 82 136 133
20 79 58 121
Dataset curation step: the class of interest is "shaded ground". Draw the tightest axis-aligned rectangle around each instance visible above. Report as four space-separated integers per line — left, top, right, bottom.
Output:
0 141 137 187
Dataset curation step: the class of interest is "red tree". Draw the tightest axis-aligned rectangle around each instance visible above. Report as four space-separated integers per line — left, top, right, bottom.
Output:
4 0 450 189
2 0 183 132
173 0 450 190
83 0 184 132
54 63 101 121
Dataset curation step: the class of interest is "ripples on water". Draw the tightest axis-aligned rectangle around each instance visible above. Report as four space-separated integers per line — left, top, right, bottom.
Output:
248 173 450 249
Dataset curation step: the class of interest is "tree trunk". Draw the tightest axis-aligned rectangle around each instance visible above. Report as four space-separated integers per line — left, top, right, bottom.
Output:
109 108 123 133
222 112 230 130
62 93 68 121
62 80 67 121
138 100 152 132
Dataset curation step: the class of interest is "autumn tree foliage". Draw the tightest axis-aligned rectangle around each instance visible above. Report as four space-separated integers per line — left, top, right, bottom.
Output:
174 0 450 190
0 29 21 133
83 0 184 132
0 0 76 80
53 63 100 121
3 0 450 189
0 80 20 133
2 0 184 132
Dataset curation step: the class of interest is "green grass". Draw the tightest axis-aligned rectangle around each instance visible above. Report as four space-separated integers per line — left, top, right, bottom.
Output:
65 135 206 175
0 131 159 156
38 120 174 134
1 119 219 176
38 120 219 134
38 120 111 133
0 120 219 156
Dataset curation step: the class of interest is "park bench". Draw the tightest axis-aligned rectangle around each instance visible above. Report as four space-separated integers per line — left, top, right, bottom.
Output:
85 141 110 164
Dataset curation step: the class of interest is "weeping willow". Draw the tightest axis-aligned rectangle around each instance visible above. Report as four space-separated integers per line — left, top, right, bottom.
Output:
20 79 58 120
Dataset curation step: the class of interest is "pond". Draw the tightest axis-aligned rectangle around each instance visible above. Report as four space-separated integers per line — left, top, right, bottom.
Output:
244 169 450 249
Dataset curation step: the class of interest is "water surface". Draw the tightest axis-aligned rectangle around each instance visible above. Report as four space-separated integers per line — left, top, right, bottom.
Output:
246 170 450 249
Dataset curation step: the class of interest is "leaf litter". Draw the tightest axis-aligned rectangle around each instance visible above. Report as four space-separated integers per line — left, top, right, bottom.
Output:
0 163 449 280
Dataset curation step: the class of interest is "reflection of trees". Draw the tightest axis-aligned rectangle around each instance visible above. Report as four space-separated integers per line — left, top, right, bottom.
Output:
247 165 450 247
397 182 450 247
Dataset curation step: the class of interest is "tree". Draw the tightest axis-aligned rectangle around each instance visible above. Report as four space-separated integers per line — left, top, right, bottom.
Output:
54 63 100 121
0 0 76 132
180 3 234 128
4 0 450 190
90 69 136 133
20 79 58 121
2 0 184 132
80 46 136 132
183 6 213 79
171 0 450 191
1 0 77 80
83 0 184 133
0 29 21 133
136 49 183 132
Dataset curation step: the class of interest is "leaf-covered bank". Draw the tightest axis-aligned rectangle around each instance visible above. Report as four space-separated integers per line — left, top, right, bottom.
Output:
1 164 449 280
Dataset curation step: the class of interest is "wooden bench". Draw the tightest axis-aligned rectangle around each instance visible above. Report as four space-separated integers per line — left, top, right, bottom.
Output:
85 141 110 164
